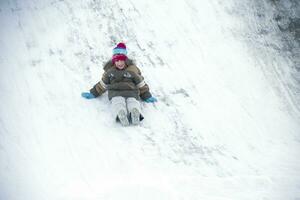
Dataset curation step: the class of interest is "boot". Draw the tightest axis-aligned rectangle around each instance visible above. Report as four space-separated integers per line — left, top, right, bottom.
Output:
117 110 129 126
130 108 140 125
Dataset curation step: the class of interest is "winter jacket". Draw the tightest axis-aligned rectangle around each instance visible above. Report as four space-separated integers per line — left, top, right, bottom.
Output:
90 59 152 100
101 65 146 100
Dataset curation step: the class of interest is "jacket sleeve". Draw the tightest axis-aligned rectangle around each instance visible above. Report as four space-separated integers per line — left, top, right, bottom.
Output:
127 65 152 100
132 72 152 100
89 59 115 97
139 84 152 100
89 72 108 97
89 82 105 97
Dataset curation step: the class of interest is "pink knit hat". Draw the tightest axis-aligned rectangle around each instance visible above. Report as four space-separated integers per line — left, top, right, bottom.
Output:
112 54 127 63
116 42 126 49
113 42 127 55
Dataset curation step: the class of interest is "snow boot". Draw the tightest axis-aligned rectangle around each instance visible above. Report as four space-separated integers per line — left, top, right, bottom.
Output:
117 110 129 126
130 108 140 125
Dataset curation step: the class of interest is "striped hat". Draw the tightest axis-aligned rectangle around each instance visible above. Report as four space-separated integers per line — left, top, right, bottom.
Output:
113 42 127 55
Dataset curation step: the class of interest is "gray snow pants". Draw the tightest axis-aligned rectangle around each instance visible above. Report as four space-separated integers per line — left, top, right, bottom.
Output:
111 96 142 121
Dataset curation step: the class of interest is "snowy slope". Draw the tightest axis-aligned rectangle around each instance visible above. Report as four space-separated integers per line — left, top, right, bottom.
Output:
0 0 300 200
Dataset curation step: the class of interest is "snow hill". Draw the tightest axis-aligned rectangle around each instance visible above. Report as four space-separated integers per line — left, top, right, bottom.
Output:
0 0 299 200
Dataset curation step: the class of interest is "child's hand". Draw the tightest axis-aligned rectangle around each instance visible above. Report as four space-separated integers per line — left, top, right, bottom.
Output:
81 92 96 99
144 97 157 103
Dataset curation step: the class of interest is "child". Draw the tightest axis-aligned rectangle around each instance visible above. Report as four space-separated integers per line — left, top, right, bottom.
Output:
102 53 144 126
83 43 157 103
82 43 157 126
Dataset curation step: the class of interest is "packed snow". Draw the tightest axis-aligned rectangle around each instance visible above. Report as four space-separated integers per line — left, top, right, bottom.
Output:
0 0 299 199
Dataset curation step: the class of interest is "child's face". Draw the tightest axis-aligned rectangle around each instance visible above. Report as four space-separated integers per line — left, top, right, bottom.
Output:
115 60 126 69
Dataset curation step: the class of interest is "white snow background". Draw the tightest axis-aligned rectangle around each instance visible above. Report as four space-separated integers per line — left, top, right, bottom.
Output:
0 0 300 200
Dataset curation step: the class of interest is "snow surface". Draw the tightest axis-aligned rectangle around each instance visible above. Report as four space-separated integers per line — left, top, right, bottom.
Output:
0 0 300 200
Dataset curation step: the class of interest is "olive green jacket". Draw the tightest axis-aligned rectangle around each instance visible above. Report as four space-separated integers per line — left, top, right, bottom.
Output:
102 65 145 100
90 59 152 100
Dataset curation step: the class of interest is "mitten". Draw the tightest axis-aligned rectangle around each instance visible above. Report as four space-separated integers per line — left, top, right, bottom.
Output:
144 96 157 103
81 92 96 99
